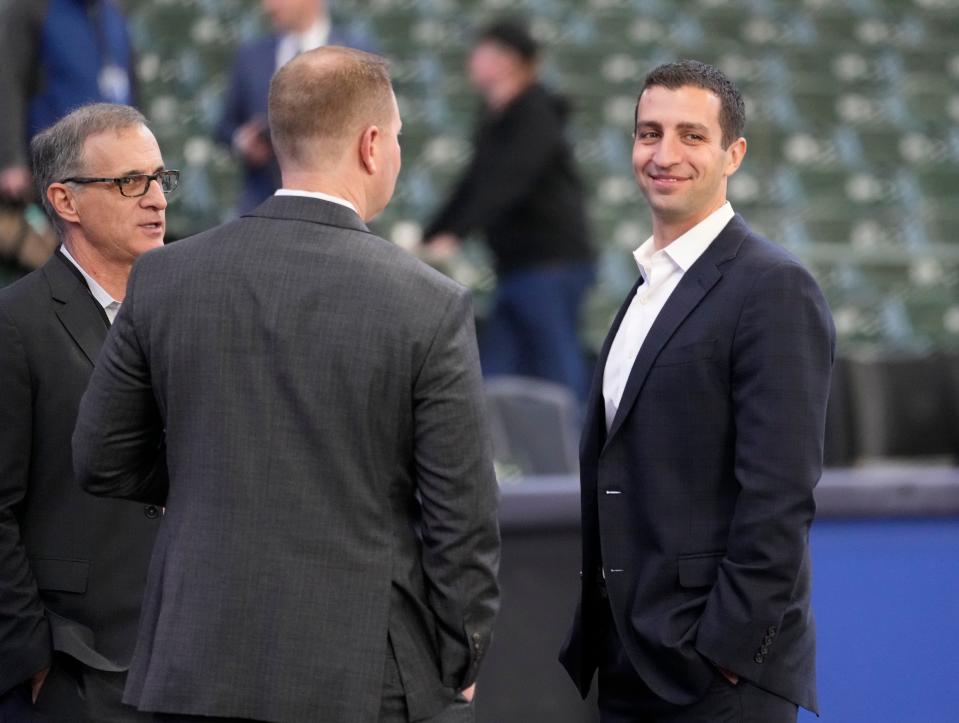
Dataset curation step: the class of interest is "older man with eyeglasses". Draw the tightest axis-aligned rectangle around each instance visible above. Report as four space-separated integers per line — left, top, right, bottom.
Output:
0 102 175 722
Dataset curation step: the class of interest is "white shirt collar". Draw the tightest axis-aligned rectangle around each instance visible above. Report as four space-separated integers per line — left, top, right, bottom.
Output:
275 189 359 215
297 17 331 52
60 244 120 313
633 202 735 278
276 17 331 69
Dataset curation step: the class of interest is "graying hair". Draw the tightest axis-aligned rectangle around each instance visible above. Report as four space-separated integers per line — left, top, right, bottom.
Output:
30 103 148 236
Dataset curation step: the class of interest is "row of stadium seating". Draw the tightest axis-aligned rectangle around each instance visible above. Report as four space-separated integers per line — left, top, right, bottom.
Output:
125 0 959 352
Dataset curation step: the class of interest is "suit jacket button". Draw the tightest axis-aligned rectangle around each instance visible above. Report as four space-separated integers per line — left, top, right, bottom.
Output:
144 505 160 519
754 653 764 664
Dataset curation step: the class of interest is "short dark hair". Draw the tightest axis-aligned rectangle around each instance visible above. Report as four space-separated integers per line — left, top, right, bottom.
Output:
30 103 148 237
637 60 745 148
477 19 540 63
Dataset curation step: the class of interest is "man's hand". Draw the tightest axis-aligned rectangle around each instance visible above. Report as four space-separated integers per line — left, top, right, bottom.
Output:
717 665 739 686
0 165 33 201
30 666 50 703
232 118 273 168
459 683 476 702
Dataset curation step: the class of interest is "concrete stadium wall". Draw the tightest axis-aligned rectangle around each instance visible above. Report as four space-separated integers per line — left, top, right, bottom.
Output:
476 468 959 723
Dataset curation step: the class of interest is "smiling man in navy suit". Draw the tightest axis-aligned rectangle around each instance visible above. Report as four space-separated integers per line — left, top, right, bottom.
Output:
559 60 835 722
218 0 371 214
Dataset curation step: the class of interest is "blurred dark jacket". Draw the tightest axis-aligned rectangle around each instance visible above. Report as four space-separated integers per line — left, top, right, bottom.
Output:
425 83 594 274
0 0 135 171
0 252 159 714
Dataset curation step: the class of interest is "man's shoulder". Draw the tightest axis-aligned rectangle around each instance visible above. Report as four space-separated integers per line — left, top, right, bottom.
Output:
0 263 51 317
136 219 467 302
732 217 810 275
347 228 469 301
235 34 279 60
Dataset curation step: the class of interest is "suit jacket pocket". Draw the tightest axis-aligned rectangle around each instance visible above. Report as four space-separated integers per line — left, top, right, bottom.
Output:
31 558 89 594
653 339 717 368
677 552 725 588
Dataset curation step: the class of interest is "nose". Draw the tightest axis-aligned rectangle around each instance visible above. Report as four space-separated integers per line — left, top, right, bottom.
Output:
141 177 168 210
652 132 682 168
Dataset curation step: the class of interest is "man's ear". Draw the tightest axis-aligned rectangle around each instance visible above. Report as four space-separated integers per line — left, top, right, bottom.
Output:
724 137 747 177
47 183 80 225
359 125 381 176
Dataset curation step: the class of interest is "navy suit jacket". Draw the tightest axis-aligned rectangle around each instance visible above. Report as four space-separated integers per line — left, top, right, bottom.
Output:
217 29 371 214
559 215 835 714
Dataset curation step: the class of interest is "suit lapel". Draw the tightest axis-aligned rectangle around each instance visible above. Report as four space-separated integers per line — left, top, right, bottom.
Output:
44 252 109 366
602 215 749 450
581 277 643 460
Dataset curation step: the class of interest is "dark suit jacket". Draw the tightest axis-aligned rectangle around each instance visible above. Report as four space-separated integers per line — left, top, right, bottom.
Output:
0 253 159 699
216 29 368 214
559 215 835 714
72 196 501 723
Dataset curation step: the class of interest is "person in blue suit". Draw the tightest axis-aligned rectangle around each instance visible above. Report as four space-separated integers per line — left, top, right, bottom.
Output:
217 0 371 214
560 60 835 722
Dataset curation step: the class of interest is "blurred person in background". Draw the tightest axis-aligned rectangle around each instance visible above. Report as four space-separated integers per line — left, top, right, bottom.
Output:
218 0 372 214
0 103 172 722
423 19 595 404
74 47 499 723
559 61 835 722
0 0 136 283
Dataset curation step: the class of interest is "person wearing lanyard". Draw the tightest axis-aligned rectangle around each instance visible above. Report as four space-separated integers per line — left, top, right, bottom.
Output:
0 0 136 207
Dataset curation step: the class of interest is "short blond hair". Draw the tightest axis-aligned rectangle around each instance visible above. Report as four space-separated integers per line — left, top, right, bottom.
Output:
268 46 394 167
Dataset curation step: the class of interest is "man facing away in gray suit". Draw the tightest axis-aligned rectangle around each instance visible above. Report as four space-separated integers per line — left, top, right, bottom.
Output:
72 47 501 723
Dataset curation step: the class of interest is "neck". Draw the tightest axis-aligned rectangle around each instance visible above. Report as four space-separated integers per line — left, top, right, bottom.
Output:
291 7 324 34
651 198 727 251
486 73 534 112
281 171 368 219
62 235 131 301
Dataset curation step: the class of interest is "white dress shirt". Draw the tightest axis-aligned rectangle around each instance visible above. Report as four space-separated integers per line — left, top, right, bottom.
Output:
275 188 359 215
60 245 121 324
275 17 331 70
602 202 735 430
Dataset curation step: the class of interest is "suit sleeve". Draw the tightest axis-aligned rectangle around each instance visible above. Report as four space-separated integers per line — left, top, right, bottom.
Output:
0 0 41 170
695 261 835 679
0 306 52 695
412 288 501 690
73 262 168 506
215 49 248 148
424 98 562 240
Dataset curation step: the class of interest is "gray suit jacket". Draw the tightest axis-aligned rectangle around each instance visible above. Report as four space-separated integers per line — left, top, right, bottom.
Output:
0 253 159 713
72 196 501 723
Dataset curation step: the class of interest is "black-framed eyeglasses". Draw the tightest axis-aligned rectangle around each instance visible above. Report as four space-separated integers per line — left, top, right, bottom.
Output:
61 169 180 198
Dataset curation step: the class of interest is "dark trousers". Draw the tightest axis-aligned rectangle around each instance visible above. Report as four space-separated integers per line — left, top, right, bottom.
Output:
596 599 797 723
481 262 594 403
0 654 156 723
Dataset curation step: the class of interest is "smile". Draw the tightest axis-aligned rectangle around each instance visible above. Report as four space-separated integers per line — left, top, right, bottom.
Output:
649 175 691 189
